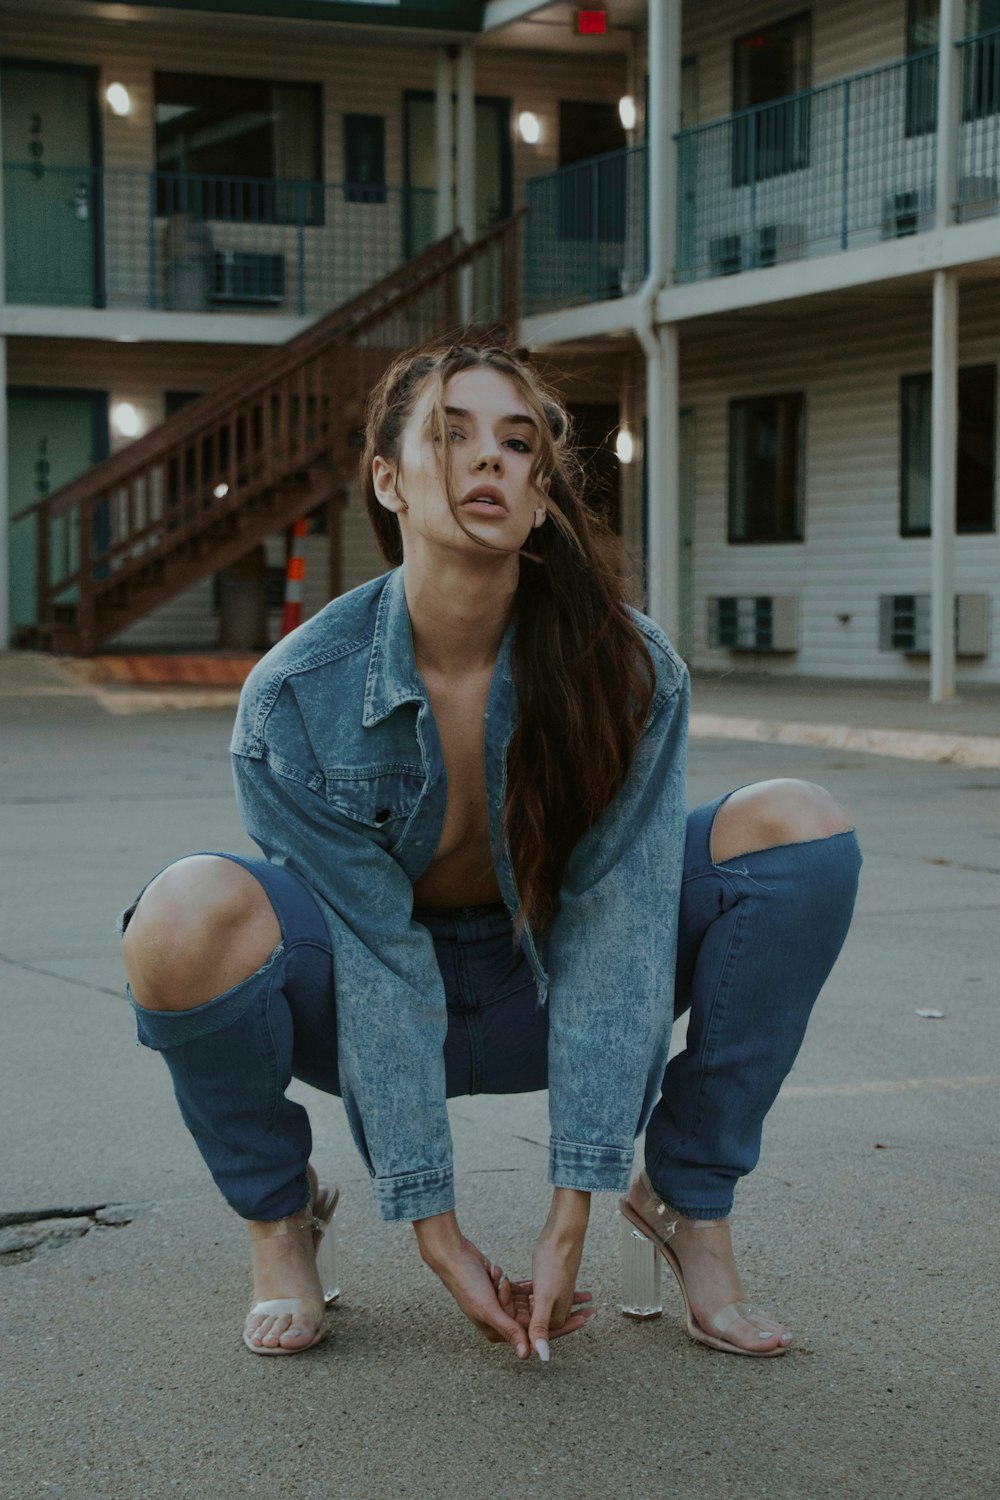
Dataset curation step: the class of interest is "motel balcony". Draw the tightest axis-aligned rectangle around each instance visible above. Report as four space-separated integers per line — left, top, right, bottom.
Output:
523 26 1000 316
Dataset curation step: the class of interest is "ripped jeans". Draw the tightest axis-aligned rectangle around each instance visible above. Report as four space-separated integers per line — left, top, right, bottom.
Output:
123 791 862 1222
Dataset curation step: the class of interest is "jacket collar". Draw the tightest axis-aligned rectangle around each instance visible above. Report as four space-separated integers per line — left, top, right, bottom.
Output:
363 565 517 728
362 567 426 727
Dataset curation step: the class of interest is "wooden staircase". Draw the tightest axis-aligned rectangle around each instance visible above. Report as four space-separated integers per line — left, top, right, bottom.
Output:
19 218 521 654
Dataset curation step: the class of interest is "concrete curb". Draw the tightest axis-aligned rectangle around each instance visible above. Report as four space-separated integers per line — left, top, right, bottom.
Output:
689 711 1000 770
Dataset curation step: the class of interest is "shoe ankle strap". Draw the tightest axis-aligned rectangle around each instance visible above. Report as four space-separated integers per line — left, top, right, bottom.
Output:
247 1208 321 1240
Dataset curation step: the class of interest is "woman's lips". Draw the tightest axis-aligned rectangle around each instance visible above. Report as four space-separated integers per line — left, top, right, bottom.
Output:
461 487 508 516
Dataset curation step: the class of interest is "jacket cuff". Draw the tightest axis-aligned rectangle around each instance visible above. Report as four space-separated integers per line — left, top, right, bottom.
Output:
372 1166 455 1223
549 1139 634 1194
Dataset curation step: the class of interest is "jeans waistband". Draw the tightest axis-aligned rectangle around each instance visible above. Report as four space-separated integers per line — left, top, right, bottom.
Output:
412 901 512 941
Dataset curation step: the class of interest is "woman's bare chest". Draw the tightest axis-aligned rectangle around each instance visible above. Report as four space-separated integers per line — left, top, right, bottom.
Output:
426 677 492 859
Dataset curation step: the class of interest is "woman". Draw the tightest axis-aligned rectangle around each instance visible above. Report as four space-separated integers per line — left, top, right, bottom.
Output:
121 343 861 1361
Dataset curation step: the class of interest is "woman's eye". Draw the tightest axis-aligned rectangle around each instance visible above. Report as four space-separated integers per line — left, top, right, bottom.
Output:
505 438 531 453
448 429 465 443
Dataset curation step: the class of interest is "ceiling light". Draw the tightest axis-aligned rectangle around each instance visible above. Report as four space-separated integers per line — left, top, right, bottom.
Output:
615 426 635 464
618 95 637 131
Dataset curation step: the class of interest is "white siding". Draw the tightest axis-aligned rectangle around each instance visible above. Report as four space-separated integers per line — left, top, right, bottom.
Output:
682 1 910 126
680 281 1000 683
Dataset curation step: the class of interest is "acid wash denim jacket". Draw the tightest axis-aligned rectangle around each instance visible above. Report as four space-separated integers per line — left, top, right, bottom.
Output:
230 565 689 1223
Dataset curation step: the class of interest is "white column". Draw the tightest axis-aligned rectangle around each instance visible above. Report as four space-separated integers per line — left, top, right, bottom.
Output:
934 0 960 233
455 43 476 324
930 269 958 702
0 67 9 650
434 49 455 239
643 0 682 636
455 44 476 244
645 326 681 638
0 335 8 651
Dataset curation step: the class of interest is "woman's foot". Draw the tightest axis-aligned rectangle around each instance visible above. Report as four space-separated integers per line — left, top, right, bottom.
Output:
243 1168 330 1355
665 1213 792 1354
622 1173 792 1356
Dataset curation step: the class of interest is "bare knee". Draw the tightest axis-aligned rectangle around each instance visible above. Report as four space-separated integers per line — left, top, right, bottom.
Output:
711 779 852 864
122 855 280 1012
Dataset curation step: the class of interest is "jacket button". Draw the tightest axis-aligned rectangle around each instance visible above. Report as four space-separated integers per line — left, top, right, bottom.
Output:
374 808 391 824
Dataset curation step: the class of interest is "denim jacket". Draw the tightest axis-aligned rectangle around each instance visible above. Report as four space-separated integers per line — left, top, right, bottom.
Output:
230 566 689 1222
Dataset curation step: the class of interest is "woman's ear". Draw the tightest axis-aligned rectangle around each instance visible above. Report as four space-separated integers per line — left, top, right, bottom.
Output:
372 455 407 513
532 506 547 530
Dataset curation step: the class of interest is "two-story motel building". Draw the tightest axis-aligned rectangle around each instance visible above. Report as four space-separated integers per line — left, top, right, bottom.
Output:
2 0 999 698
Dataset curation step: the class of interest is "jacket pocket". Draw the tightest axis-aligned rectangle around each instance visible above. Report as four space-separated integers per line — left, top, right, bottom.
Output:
322 763 425 847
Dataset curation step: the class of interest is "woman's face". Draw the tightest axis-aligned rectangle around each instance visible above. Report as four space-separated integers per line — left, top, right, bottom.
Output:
372 365 548 559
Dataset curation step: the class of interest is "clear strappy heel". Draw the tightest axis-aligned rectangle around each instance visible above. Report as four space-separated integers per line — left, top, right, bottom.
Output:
243 1183 340 1355
619 1172 790 1357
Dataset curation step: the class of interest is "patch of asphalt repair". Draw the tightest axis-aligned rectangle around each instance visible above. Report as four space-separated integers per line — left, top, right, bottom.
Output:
0 1205 135 1265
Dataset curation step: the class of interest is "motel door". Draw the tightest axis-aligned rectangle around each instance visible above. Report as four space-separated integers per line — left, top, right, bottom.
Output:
1 62 101 305
7 390 108 632
678 408 695 659
403 92 511 258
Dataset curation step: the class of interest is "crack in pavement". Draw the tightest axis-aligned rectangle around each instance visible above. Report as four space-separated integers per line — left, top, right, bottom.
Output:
0 949 122 999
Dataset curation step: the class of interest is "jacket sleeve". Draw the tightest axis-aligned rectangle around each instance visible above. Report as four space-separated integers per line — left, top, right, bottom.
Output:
542 644 690 1194
231 687 454 1225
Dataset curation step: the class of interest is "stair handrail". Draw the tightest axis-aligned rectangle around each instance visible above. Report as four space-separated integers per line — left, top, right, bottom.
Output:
23 212 523 650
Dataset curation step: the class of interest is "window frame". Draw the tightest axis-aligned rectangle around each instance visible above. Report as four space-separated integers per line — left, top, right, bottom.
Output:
343 113 387 204
727 391 806 545
153 71 324 226
900 364 997 536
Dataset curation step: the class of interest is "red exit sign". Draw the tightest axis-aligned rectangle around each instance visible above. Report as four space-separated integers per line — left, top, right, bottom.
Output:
577 8 607 34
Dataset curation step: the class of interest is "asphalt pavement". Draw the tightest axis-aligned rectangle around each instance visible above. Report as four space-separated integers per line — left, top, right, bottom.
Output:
1 653 998 1500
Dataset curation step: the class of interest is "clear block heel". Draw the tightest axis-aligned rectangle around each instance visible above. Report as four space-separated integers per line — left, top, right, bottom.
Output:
315 1193 340 1306
620 1213 663 1320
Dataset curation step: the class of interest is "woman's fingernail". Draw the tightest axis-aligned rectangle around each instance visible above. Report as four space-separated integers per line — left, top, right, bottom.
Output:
517 1344 528 1359
535 1339 550 1363
499 1275 508 1290
780 1332 793 1343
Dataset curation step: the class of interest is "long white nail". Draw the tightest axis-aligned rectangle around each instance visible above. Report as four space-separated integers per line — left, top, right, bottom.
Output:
535 1339 550 1363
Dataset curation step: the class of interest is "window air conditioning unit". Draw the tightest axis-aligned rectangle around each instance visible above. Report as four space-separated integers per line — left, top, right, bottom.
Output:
881 188 930 239
957 174 999 223
756 222 805 268
878 593 990 656
210 251 286 306
708 595 799 652
709 232 744 276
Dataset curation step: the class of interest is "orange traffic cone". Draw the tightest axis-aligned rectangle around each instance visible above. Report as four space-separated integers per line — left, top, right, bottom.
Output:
280 518 309 636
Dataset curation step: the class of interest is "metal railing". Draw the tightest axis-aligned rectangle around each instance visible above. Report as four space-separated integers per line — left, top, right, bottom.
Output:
676 49 940 281
2 164 436 315
677 29 1000 282
523 145 647 314
956 25 1000 218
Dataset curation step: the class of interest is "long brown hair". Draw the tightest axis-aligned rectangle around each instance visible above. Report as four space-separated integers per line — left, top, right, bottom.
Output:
361 342 655 936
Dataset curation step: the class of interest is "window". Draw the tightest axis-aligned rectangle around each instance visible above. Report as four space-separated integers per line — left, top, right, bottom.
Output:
731 13 811 188
963 0 1000 120
901 365 996 535
905 0 939 136
154 73 322 223
344 115 386 203
728 393 805 543
557 100 627 240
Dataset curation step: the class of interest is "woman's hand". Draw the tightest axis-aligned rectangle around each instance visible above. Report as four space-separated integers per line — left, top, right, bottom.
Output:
525 1188 595 1361
413 1210 533 1359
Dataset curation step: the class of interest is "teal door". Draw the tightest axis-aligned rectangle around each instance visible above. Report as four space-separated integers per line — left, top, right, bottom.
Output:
2 63 100 305
678 408 695 658
7 389 108 632
403 93 511 258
